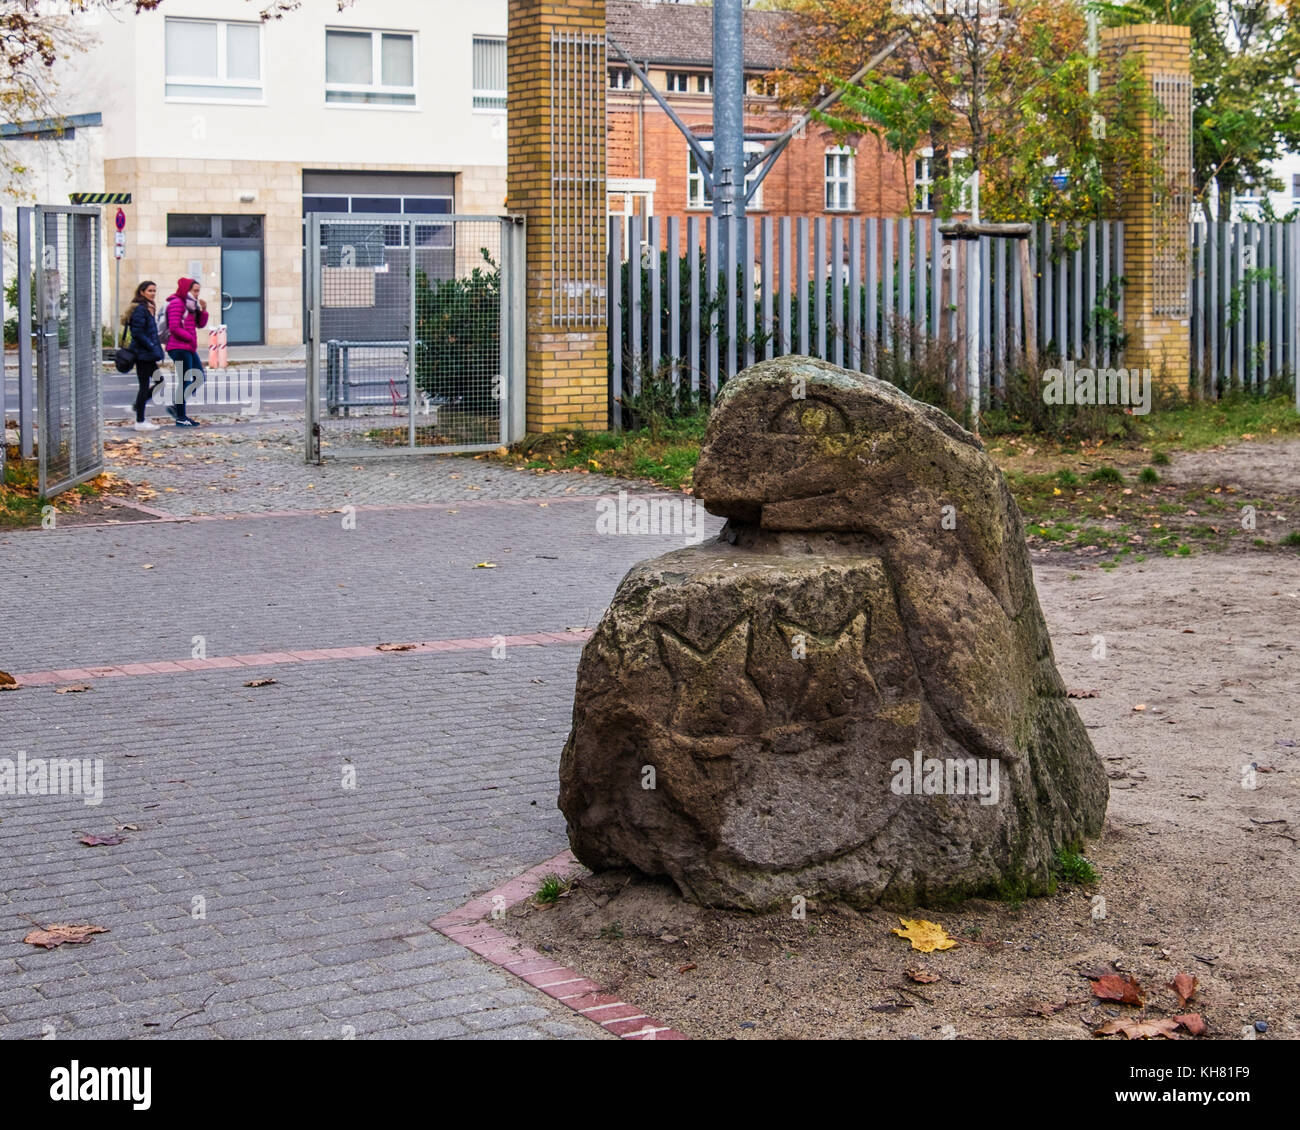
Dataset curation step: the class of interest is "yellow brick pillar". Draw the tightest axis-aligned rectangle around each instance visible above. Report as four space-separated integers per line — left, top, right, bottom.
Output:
508 0 610 433
1100 24 1193 395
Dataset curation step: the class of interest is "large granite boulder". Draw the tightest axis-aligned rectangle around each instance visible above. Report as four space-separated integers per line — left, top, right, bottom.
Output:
559 357 1108 909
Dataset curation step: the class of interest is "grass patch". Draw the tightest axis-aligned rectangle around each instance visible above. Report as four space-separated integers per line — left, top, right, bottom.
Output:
0 456 118 529
1281 531 1300 548
534 874 571 905
1138 466 1160 484
1053 849 1098 885
1087 465 1124 484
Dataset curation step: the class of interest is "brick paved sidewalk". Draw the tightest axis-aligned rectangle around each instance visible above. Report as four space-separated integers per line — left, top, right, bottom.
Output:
103 420 648 516
1 468 722 1039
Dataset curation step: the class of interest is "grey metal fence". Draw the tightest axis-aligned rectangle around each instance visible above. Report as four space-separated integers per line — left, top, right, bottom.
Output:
17 205 104 496
609 215 1130 428
1192 221 1300 397
304 212 525 462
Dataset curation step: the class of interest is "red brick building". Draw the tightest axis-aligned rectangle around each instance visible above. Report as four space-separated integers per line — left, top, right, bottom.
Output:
605 0 912 227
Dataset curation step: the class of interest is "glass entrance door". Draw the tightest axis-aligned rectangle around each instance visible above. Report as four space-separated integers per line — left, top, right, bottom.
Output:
220 247 264 345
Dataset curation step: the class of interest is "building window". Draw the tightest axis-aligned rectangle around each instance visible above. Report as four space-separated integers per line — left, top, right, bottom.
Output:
325 28 416 106
666 72 691 94
472 35 506 111
167 214 264 245
164 18 262 101
748 74 778 97
301 193 453 247
697 73 713 94
687 141 764 210
825 146 854 211
609 67 632 90
914 149 935 213
1293 173 1300 199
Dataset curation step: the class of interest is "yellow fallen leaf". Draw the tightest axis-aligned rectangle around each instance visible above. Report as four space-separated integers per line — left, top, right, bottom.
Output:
474 562 497 569
892 917 957 953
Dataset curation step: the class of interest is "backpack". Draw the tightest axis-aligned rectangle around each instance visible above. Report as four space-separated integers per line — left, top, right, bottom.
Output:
157 301 173 347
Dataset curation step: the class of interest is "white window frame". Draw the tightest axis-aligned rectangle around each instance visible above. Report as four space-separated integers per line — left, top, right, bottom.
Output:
825 146 855 212
687 141 765 211
164 18 264 104
472 35 506 113
609 67 633 91
696 73 713 94
950 148 973 213
325 27 418 110
914 147 935 213
666 72 691 94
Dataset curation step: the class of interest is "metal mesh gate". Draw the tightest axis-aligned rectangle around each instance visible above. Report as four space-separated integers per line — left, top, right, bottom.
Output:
30 206 103 496
305 212 524 461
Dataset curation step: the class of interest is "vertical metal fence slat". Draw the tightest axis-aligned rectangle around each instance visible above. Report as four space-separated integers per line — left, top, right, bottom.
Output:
1273 223 1284 384
689 216 701 400
1071 234 1082 363
831 216 844 367
865 217 878 364
707 216 719 399
1057 225 1068 362
931 219 942 357
848 217 862 372
610 216 622 429
725 216 739 381
994 237 1006 392
797 217 809 356
1010 230 1022 362
980 237 990 393
882 218 894 355
1115 222 1124 373
1207 221 1217 396
778 216 791 355
761 216 774 361
1086 222 1097 368
648 215 662 380
629 215 642 397
1237 226 1248 391
743 216 756 369
1192 223 1203 393
1041 222 1052 359
914 217 927 346
814 217 827 360
1257 223 1268 392
898 218 911 369
667 216 680 393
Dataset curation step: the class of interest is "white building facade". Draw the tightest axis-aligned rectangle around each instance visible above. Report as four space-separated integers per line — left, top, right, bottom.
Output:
73 0 508 345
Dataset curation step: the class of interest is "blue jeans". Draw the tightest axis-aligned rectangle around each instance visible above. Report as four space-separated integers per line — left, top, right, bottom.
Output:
167 349 204 418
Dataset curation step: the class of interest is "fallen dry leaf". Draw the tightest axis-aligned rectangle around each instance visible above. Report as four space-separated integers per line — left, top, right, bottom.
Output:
1174 1013 1207 1036
0 670 15 687
79 833 125 847
243 678 277 688
677 963 697 973
1090 974 1146 1006
116 824 140 832
54 684 92 694
1094 1017 1180 1040
473 562 497 569
1132 703 1147 712
1167 973 1199 1006
892 918 957 953
23 923 110 949
141 563 154 569
906 968 941 983
376 642 416 652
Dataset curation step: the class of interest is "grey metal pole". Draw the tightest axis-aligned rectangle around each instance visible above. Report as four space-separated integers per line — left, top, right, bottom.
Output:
17 207 33 459
713 0 745 271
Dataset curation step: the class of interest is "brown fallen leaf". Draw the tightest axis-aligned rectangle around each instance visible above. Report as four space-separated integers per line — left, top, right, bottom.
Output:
23 923 110 949
79 834 124 847
0 670 16 687
1174 1013 1208 1036
243 678 277 688
1132 703 1147 712
677 963 697 973
906 968 941 984
1094 1017 1180 1040
1167 973 1198 1006
54 684 93 694
1090 974 1146 1006
376 642 416 652
116 824 140 832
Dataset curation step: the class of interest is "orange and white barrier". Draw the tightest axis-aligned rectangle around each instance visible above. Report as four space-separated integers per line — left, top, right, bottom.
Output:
208 324 229 369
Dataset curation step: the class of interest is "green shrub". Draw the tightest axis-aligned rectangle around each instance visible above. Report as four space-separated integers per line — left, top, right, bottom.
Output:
1088 465 1123 484
413 249 500 412
1138 466 1160 484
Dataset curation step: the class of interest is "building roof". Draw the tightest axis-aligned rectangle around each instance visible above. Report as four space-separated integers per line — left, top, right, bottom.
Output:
606 0 789 71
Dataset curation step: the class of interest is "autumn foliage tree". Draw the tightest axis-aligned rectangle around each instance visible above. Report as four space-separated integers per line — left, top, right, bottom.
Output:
773 0 1154 227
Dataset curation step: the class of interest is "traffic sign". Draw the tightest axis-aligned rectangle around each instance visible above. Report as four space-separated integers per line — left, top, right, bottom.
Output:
114 231 125 260
115 207 126 232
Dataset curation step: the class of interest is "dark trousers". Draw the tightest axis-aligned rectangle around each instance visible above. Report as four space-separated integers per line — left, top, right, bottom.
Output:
133 359 159 422
167 350 204 419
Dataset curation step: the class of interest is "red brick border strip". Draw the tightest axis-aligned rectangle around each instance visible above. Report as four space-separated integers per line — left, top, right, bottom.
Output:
11 630 593 687
433 851 688 1041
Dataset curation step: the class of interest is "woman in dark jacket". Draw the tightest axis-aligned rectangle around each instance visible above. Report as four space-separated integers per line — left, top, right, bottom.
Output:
123 281 165 431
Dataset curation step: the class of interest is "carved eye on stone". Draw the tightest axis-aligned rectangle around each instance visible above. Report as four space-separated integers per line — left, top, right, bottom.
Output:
771 398 850 436
721 694 741 715
840 680 858 700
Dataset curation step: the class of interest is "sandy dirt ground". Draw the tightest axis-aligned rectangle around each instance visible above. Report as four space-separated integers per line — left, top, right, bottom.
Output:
499 441 1300 1041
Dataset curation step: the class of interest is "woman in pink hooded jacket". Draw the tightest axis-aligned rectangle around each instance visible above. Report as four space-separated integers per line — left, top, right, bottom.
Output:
165 277 209 426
